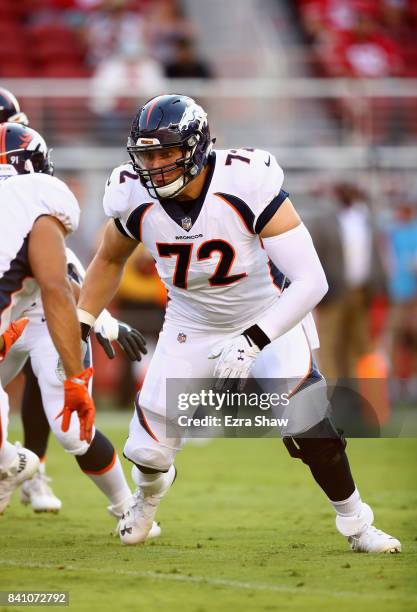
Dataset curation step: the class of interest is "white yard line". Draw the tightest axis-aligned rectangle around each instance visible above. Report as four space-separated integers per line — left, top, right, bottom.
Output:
0 559 415 602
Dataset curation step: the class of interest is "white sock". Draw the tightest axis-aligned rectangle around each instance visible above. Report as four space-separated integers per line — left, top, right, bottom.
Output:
132 464 176 496
0 440 18 468
330 487 363 516
85 454 131 506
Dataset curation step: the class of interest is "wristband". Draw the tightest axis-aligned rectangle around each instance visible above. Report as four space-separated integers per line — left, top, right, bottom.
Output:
77 308 97 327
243 324 271 350
94 309 119 341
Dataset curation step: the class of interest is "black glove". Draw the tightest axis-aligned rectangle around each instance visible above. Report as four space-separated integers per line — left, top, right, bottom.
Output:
95 321 147 361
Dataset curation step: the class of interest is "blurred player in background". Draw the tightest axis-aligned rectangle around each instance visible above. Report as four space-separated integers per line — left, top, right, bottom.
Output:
78 94 400 553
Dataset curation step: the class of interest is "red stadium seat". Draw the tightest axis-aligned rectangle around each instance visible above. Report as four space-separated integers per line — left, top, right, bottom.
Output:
0 32 26 55
402 46 417 76
3 46 28 63
0 3 21 21
34 42 85 65
28 23 79 46
0 22 19 35
39 63 91 78
0 61 32 77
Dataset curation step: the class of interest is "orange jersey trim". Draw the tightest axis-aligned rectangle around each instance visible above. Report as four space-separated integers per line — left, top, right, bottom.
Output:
288 330 313 399
138 406 159 442
214 193 254 234
138 202 154 242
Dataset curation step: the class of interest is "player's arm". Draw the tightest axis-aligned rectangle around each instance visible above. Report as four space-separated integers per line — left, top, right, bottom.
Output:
28 215 84 378
29 216 95 442
77 220 138 331
244 197 328 348
210 196 328 390
69 237 146 361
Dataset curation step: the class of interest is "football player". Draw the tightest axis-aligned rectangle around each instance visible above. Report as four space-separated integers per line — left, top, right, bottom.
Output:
0 89 141 521
0 87 28 126
77 94 400 553
0 88 57 506
0 247 149 518
0 121 160 536
13 248 147 515
0 121 92 513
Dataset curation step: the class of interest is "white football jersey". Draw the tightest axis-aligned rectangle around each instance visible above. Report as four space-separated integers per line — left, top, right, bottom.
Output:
0 173 80 333
104 148 289 333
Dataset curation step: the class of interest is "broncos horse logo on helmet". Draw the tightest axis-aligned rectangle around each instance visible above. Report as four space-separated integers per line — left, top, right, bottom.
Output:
127 94 214 199
0 123 53 178
0 88 29 126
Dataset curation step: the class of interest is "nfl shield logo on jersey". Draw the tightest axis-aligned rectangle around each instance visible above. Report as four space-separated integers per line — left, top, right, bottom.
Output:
177 332 187 343
181 216 192 231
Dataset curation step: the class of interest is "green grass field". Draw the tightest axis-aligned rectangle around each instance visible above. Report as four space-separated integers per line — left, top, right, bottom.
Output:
1 412 416 612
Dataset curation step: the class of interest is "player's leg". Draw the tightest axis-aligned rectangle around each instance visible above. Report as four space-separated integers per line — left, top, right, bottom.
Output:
27 321 134 522
253 324 400 553
119 404 179 544
19 360 62 513
119 324 215 544
0 377 39 514
21 360 50 459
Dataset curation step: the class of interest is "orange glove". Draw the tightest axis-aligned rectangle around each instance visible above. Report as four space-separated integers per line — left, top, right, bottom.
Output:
56 367 95 443
0 317 29 362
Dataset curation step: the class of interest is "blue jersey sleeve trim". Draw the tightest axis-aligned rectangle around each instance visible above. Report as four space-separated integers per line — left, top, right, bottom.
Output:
255 189 289 234
113 217 132 239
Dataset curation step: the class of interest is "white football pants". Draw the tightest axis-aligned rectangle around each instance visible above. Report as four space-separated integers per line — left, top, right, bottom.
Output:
124 321 328 471
0 316 93 455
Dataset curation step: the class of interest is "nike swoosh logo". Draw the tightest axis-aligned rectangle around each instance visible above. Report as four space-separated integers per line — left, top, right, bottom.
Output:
264 155 271 167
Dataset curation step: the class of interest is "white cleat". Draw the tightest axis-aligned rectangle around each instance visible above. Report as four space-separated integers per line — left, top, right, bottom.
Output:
118 465 176 545
336 502 401 553
20 468 62 513
147 521 162 539
348 526 401 554
0 445 39 515
108 497 161 540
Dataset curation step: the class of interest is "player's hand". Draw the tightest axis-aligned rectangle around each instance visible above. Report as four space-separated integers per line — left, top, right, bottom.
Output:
208 334 260 391
0 317 29 361
56 367 95 443
95 315 147 361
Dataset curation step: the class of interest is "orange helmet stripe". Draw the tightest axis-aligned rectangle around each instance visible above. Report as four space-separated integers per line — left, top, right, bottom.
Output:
145 95 164 128
0 124 7 164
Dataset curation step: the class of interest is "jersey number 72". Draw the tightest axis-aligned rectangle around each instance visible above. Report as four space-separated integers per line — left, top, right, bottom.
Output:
157 240 247 289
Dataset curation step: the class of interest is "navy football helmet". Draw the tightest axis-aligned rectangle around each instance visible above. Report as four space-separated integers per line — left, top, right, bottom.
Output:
0 88 29 126
0 123 53 176
127 94 213 199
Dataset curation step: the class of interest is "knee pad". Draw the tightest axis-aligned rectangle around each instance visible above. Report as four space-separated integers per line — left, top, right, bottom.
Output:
123 439 174 472
283 418 346 469
53 428 90 456
76 429 115 472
